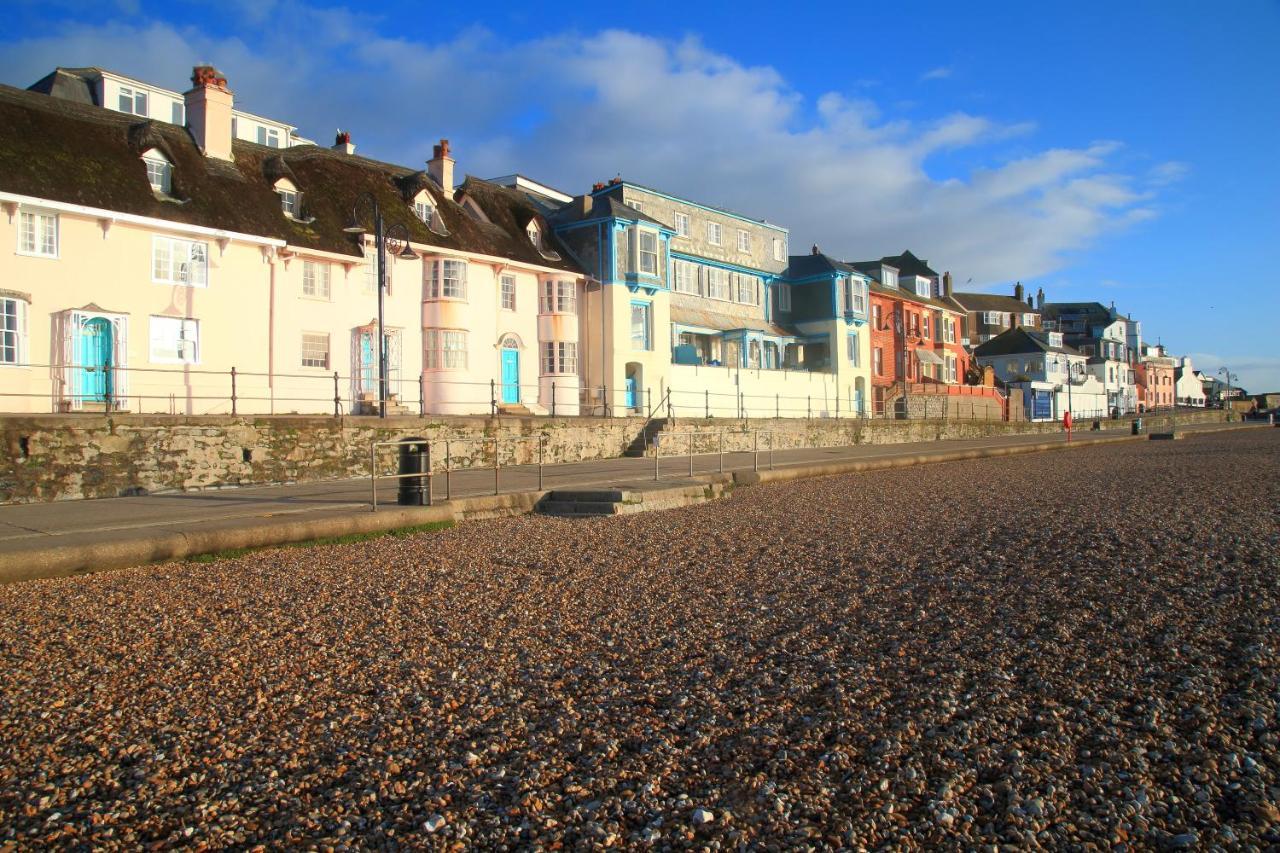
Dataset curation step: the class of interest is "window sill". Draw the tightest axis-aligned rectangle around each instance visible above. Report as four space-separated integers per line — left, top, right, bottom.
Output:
424 296 469 303
300 295 332 302
15 251 59 260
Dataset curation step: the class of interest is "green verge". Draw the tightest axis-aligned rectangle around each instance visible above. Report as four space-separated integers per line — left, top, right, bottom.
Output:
185 520 455 564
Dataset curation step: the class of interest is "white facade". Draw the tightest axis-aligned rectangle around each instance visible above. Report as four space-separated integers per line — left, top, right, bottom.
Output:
1175 356 1206 406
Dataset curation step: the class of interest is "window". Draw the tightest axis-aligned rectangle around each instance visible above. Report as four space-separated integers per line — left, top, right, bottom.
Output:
302 260 331 299
1022 313 1036 326
773 238 785 262
673 261 699 294
707 222 722 246
637 230 659 275
673 212 690 236
277 188 297 217
301 333 329 368
706 267 730 300
541 341 577 375
500 274 516 310
847 332 860 367
631 302 651 350
882 268 898 289
0 298 28 365
18 211 58 258
152 236 208 286
947 356 958 383
527 221 542 249
118 85 147 116
923 314 931 340
142 151 172 194
414 195 434 224
872 303 882 329
983 311 1006 326
777 283 792 312
842 277 867 315
736 229 750 252
171 102 185 126
257 126 282 148
873 347 883 376
540 280 575 314
734 274 758 305
428 259 467 299
150 316 199 364
629 200 643 212
425 329 468 369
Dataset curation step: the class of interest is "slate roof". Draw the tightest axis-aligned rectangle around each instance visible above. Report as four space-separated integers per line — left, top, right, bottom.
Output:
548 193 669 230
973 327 1081 358
0 83 581 272
1040 301 1113 322
952 291 1039 314
670 305 797 338
879 250 938 279
784 251 865 280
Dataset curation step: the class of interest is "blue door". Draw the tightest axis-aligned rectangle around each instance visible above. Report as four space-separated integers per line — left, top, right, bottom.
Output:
78 317 113 403
625 375 637 410
360 332 376 394
500 347 520 404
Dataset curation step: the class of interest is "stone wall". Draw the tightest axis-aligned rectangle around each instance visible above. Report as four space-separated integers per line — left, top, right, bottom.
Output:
0 408 1229 504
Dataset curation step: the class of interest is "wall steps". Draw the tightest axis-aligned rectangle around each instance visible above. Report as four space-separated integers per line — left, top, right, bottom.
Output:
536 480 725 518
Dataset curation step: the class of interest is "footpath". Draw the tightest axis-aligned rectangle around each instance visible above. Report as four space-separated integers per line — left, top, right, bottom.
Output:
0 420 1264 583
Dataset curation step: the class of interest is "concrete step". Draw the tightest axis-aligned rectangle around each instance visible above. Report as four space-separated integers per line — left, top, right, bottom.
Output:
536 481 726 518
538 499 623 517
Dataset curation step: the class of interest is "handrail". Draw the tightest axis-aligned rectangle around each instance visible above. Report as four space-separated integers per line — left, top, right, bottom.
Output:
439 434 548 498
652 427 777 481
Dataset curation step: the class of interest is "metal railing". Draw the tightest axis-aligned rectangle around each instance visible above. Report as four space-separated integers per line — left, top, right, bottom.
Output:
438 435 549 499
652 428 777 481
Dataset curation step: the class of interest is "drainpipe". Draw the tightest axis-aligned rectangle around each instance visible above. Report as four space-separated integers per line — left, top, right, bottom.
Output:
267 246 276 414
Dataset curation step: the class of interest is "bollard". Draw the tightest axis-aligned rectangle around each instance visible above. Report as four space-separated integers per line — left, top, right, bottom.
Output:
396 437 429 506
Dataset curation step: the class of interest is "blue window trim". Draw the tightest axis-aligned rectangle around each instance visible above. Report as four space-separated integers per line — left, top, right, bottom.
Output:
630 299 653 351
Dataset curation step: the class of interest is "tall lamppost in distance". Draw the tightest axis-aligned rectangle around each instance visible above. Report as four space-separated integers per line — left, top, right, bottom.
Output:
1053 353 1079 419
1218 366 1238 418
345 193 418 418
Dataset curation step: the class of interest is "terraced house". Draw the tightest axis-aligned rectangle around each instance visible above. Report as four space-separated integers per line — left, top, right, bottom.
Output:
550 180 870 417
0 66 585 416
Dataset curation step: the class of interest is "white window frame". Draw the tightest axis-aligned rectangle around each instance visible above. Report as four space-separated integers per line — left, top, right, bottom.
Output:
149 316 200 364
541 341 578 375
706 221 722 246
672 260 699 295
527 220 542 249
1022 312 1036 326
142 150 172 194
706 267 730 301
277 188 297 218
673 212 690 237
425 329 468 370
539 280 576 314
631 302 652 351
873 347 883 376
637 229 659 276
301 332 329 369
17 210 59 259
736 229 751 252
257 126 282 148
428 259 468 300
0 297 29 366
773 238 786 262
118 85 147 116
171 101 185 126
777 283 792 312
500 274 516 311
883 268 899 289
734 273 758 305
413 194 434 225
151 236 208 287
847 332 860 367
302 260 331 299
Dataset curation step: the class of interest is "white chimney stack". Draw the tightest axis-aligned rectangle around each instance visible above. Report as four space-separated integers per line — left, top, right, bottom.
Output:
428 138 454 193
184 66 234 161
333 129 355 155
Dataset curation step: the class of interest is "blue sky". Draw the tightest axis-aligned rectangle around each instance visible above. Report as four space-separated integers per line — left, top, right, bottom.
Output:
5 0 1278 390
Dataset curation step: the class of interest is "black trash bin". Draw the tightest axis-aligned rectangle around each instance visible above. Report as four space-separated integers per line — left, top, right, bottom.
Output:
397 437 429 506
1131 418 1143 435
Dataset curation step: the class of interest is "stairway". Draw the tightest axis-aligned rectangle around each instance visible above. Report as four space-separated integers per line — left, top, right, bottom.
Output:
623 417 668 457
536 482 725 518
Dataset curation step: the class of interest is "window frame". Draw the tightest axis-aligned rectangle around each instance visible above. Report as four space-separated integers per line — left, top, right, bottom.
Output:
673 212 690 237
425 328 468 370
257 126 282 148
736 229 751 252
142 150 173 194
0 297 29 367
427 259 468 300
118 85 148 116
773 238 785 262
847 332 860 367
777 283 792 313
17 210 59 259
541 341 578 375
873 347 883 376
500 274 517 311
706 221 722 246
151 235 209 287
539 280 576 314
300 332 330 369
413 193 435 225
706 267 730 301
302 259 331 300
149 315 200 365
673 260 699 295
637 228 659 277
733 273 758 306
630 301 652 351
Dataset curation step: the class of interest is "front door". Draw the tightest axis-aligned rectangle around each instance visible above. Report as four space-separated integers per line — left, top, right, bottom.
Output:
78 317 114 403
500 346 520 404
624 374 637 410
359 331 376 395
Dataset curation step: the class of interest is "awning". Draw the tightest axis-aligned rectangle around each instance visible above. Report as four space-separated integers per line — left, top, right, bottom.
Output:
915 347 944 366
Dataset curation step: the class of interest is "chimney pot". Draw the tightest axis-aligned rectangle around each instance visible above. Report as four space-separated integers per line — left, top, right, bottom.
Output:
811 244 820 255
333 129 355 155
427 137 455 192
184 65 234 161
1014 281 1024 302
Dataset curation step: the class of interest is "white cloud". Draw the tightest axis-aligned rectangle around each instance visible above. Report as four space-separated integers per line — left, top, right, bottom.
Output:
0 9 1174 283
920 66 953 81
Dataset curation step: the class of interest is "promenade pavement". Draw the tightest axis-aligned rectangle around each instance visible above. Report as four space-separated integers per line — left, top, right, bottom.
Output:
0 419 1257 580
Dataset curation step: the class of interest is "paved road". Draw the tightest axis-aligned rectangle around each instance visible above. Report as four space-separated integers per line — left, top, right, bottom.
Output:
0 421 1241 556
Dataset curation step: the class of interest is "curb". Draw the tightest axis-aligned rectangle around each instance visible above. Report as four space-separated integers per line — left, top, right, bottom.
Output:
0 422 1263 584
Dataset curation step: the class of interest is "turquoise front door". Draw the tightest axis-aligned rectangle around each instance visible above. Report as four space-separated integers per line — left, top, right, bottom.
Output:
360 332 376 394
78 317 113 404
500 347 520 404
624 375 637 410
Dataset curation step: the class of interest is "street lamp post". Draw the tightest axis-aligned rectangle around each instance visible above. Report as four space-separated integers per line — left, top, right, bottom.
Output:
1218 366 1238 419
1054 354 1075 419
345 193 418 418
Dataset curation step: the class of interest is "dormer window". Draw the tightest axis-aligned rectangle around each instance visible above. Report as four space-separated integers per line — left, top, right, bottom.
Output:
275 178 298 218
527 220 543 250
883 268 899 289
141 149 172 194
413 192 435 225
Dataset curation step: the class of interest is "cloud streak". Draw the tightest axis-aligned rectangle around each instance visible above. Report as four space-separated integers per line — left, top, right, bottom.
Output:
0 6 1182 284
920 66 953 81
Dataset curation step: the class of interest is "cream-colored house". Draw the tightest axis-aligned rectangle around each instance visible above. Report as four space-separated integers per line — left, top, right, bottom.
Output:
0 67 585 416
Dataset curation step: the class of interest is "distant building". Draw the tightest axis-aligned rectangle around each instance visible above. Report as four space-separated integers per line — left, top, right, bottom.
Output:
1173 356 1207 407
949 282 1043 347
1135 343 1177 411
973 327 1108 420
1041 301 1139 414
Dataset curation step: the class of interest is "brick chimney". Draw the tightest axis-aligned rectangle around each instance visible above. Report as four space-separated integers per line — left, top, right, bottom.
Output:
428 139 454 192
333 130 355 155
1036 286 1045 309
1014 281 1024 302
943 271 953 298
184 66 234 161
572 194 593 219
811 244 820 255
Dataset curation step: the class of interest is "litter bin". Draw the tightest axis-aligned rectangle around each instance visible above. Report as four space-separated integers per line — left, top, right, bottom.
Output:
397 437 429 506
1131 418 1143 435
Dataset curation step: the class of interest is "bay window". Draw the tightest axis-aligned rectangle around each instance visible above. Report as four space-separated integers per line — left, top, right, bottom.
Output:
638 229 659 276
541 341 578 375
425 329 468 369
540 280 575 314
428 259 467 299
